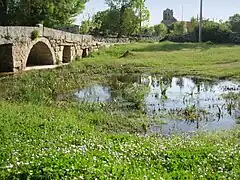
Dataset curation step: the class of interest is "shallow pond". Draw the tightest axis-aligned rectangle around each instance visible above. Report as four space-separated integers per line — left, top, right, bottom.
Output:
73 75 240 135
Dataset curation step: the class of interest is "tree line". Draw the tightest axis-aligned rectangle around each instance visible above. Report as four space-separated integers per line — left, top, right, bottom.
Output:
0 0 88 27
80 0 150 37
81 9 240 39
1 0 240 40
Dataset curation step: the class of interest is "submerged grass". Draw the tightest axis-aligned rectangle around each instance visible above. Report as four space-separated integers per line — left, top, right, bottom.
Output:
0 42 240 178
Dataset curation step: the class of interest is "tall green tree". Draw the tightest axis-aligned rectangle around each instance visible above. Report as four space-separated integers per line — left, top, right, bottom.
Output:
92 8 139 36
188 17 198 32
0 0 7 25
0 0 88 27
153 23 167 37
80 20 92 34
92 9 120 35
121 8 140 35
133 0 149 32
228 13 240 32
0 0 16 25
171 21 185 35
105 0 149 36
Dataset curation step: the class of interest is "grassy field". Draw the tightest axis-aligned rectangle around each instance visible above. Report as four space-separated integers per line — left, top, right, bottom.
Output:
78 41 240 78
0 42 240 179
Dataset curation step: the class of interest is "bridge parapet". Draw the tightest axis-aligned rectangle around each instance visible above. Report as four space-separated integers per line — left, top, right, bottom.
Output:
0 26 92 44
0 26 119 72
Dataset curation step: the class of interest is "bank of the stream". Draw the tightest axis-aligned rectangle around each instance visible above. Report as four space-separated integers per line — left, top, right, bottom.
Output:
0 42 240 179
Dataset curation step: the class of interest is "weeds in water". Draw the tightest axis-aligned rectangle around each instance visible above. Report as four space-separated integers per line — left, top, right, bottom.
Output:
222 92 240 116
121 84 149 111
159 80 168 100
184 104 198 121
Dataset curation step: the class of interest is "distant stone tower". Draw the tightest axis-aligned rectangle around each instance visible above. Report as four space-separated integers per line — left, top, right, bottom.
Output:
161 8 177 26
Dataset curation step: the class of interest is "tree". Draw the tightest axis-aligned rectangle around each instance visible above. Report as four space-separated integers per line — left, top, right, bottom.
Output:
133 0 150 32
80 20 92 34
171 21 185 35
0 0 7 25
141 26 154 36
0 0 88 27
228 13 240 32
105 0 135 9
0 0 17 25
121 8 140 36
188 17 198 32
92 9 120 35
153 23 167 37
105 0 149 36
195 20 232 43
92 7 139 36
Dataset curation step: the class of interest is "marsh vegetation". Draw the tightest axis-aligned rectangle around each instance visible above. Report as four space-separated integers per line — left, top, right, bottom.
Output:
0 42 240 179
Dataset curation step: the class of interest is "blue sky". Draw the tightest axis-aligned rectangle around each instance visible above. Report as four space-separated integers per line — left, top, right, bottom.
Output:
75 0 240 25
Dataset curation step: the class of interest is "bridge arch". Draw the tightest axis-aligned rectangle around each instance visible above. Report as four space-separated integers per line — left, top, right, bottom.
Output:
26 38 56 67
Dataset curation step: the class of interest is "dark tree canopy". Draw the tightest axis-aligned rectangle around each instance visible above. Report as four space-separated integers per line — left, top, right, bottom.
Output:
0 0 88 28
228 13 240 32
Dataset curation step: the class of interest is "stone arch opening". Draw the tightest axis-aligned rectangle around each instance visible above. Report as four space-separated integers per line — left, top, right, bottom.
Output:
27 41 54 67
82 48 88 58
62 46 71 63
0 44 13 72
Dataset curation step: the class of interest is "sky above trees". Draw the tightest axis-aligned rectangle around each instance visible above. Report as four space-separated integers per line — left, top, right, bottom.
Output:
76 0 240 25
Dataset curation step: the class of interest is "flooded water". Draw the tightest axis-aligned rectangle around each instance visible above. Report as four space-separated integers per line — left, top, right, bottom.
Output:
73 75 240 135
75 85 112 102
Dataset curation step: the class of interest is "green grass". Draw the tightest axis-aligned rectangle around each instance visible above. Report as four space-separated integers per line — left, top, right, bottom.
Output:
0 42 240 179
1 102 240 179
80 41 240 79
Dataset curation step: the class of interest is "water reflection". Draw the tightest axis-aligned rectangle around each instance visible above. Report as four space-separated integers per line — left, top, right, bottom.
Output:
74 75 240 135
75 84 111 102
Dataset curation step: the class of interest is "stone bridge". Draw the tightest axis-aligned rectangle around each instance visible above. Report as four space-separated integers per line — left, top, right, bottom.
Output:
0 25 101 72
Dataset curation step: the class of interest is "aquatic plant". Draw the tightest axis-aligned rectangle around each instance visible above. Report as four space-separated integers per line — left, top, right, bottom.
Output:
184 104 199 121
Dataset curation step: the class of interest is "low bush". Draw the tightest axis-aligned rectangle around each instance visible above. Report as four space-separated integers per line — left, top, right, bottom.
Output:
31 30 39 40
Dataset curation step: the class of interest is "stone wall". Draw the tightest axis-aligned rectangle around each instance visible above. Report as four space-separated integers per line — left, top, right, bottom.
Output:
0 25 133 72
168 33 197 43
93 37 130 44
129 36 165 42
0 26 98 72
93 36 166 43
0 26 93 45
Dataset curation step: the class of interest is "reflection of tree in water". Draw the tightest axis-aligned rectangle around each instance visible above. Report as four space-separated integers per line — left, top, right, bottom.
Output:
190 77 203 93
108 74 139 90
194 78 216 92
161 76 172 88
83 86 100 101
79 85 111 102
176 77 184 89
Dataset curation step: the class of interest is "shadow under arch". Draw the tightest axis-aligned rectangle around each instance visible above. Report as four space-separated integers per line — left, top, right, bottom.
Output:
62 46 71 63
0 44 13 72
26 40 54 67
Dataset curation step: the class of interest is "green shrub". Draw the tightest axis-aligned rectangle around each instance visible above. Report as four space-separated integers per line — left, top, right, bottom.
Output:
168 20 235 44
31 30 39 40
